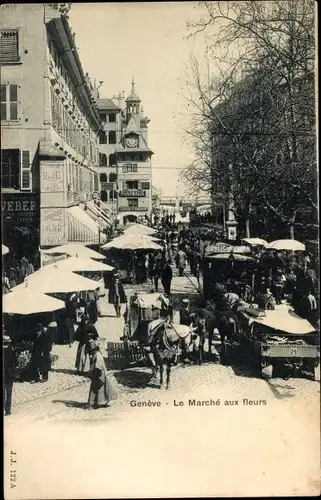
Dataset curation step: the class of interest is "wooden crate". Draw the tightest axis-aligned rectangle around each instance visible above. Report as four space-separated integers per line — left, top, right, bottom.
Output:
105 341 146 369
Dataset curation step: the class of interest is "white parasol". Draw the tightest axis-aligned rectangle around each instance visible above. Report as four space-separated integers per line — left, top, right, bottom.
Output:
3 288 65 315
11 268 100 294
102 234 162 251
252 310 315 335
242 238 268 247
2 244 9 255
42 256 114 273
266 239 305 251
123 223 156 236
41 243 105 260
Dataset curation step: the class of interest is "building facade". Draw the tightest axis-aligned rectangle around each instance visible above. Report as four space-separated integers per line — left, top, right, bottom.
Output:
96 80 153 226
1 3 108 265
96 94 123 219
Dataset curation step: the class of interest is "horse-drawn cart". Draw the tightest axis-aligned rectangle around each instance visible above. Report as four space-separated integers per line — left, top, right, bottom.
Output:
225 308 320 380
105 293 169 369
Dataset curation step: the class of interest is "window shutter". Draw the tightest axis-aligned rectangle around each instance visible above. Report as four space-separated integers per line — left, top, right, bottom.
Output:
0 30 19 64
20 150 31 190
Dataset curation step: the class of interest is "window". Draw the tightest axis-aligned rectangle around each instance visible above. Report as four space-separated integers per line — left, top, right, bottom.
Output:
109 173 117 183
123 163 138 173
99 113 106 122
1 84 18 120
128 198 138 208
108 131 116 144
141 181 150 190
20 150 31 190
130 155 135 162
1 149 20 189
109 153 117 166
127 181 138 190
101 190 108 202
100 173 107 182
109 190 118 200
109 113 116 122
0 30 19 64
99 153 107 166
98 131 107 144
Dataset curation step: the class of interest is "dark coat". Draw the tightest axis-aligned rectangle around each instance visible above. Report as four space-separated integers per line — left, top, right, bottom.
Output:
161 264 173 282
108 279 127 304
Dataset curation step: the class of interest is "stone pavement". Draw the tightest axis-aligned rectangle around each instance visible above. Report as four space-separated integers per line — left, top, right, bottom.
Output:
10 267 200 407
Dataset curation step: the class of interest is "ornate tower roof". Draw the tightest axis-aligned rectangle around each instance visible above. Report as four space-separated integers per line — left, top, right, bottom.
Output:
126 78 141 102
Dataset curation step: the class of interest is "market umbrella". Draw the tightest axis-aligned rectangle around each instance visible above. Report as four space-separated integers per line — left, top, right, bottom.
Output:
41 243 105 260
102 234 162 251
208 253 255 262
11 268 100 294
43 256 114 272
266 239 305 251
3 287 66 315
2 244 9 255
123 223 156 236
242 238 268 247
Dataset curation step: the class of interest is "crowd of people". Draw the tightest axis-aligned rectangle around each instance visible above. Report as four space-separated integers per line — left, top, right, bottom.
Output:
2 214 319 416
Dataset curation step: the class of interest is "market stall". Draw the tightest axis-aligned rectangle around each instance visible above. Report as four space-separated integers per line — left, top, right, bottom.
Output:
3 289 66 380
102 234 163 283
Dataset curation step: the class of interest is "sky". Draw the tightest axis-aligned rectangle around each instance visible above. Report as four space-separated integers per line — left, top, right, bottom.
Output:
68 2 202 197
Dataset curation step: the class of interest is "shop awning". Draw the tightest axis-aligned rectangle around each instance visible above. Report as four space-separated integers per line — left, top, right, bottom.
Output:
67 206 107 245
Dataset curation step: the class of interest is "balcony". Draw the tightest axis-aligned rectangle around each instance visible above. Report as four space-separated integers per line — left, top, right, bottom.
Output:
118 206 148 212
119 189 146 198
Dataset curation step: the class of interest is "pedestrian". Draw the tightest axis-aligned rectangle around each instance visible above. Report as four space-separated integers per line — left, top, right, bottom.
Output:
20 255 29 281
2 271 10 294
175 248 187 277
31 324 52 383
87 340 118 409
179 298 191 326
273 269 286 305
108 271 127 317
152 253 163 292
75 315 98 374
84 289 99 324
161 260 173 296
3 334 15 416
301 290 318 327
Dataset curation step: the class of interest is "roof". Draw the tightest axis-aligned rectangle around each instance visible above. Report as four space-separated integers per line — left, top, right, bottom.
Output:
125 114 141 134
126 90 141 102
126 79 141 102
97 98 121 111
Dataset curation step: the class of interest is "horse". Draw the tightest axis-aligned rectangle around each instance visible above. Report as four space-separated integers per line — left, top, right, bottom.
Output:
144 317 199 389
216 310 240 364
188 308 219 362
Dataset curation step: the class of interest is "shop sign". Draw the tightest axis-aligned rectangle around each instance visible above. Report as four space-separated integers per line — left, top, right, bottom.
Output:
40 162 64 192
40 207 67 246
1 192 40 228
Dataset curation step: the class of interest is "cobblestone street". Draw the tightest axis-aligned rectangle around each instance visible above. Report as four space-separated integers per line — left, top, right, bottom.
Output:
4 269 320 498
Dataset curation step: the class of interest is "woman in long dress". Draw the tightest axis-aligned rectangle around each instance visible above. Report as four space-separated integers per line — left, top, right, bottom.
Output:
87 340 118 409
75 317 98 374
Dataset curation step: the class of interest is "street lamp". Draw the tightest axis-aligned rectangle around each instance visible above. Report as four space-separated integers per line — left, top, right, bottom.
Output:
97 217 104 248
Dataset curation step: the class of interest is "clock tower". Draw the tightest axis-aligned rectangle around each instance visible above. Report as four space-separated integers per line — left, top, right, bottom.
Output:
115 79 153 226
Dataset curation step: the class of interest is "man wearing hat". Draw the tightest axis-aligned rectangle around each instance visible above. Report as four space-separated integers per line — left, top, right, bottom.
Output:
3 335 15 416
179 298 191 326
108 271 127 318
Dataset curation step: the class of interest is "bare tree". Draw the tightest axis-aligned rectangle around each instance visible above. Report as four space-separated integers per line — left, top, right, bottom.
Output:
183 0 316 238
